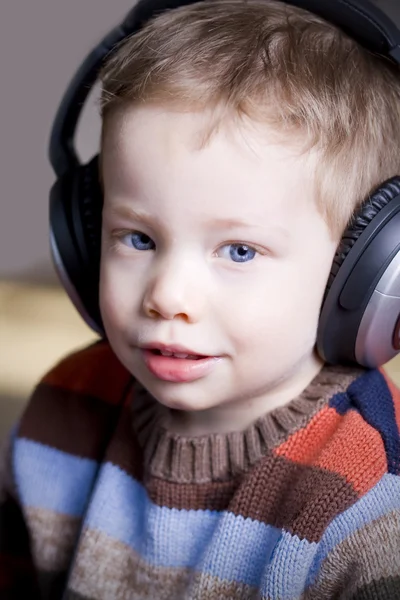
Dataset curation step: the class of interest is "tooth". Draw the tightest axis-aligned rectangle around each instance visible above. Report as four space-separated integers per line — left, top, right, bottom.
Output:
160 350 174 356
173 352 189 358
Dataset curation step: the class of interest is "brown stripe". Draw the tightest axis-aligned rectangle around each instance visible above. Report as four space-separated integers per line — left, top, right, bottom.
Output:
146 476 241 513
143 453 357 537
25 506 82 572
18 383 127 459
302 510 400 599
68 527 258 600
229 452 359 542
350 576 400 600
105 405 145 483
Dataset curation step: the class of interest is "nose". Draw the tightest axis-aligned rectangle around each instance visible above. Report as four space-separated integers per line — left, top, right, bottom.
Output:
142 257 204 323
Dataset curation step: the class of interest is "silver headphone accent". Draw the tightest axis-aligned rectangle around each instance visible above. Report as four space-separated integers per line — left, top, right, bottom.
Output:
355 249 400 367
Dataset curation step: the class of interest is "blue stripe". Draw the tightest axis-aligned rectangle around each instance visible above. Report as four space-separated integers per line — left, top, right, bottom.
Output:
13 438 98 516
306 473 400 585
329 391 351 415
261 531 318 599
85 462 283 587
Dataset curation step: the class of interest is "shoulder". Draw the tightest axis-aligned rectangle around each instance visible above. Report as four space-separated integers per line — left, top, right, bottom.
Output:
38 339 131 401
319 366 400 481
345 367 400 476
306 469 400 597
275 366 400 506
302 368 400 595
5 342 133 578
15 340 133 458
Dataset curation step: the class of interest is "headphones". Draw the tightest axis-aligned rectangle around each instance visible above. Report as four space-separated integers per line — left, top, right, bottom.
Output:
49 0 400 368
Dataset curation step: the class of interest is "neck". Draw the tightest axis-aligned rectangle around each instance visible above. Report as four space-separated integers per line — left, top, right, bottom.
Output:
166 350 324 437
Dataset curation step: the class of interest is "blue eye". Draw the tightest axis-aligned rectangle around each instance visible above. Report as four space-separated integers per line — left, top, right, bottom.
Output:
125 231 155 251
219 243 257 263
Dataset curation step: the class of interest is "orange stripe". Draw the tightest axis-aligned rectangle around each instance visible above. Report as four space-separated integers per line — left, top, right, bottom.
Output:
274 405 341 463
275 407 387 495
380 367 400 433
41 341 131 405
315 410 386 495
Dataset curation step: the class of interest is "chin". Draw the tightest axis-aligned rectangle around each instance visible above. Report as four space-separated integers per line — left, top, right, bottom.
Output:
151 388 212 412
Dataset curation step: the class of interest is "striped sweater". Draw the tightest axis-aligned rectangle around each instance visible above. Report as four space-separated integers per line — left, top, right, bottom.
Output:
1 341 400 599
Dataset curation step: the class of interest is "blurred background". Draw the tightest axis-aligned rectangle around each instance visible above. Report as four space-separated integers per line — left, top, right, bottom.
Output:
1 0 400 440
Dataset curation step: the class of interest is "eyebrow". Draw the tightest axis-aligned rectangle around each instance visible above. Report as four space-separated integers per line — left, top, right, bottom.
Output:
104 206 157 227
104 205 289 238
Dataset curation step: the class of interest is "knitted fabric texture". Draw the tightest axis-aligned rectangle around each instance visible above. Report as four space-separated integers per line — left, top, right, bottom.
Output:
0 340 399 599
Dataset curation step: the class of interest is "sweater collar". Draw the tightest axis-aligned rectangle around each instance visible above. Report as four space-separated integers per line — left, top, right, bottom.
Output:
131 364 365 484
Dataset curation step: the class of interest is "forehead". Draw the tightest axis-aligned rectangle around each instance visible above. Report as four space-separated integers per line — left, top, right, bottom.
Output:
101 104 318 225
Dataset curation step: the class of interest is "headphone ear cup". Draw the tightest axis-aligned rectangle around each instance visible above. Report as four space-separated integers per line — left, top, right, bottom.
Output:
325 178 400 294
317 176 400 366
49 154 104 334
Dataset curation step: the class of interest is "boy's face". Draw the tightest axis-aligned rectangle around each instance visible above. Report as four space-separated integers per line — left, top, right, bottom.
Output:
100 105 338 432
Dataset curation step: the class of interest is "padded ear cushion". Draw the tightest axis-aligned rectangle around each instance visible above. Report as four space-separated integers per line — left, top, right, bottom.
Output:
72 155 103 273
71 155 104 330
49 154 104 333
326 176 400 292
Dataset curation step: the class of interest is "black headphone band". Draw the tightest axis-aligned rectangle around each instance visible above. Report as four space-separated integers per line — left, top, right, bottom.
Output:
49 0 400 178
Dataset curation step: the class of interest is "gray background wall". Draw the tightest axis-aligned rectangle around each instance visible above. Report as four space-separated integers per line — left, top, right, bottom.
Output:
0 0 399 282
0 0 135 282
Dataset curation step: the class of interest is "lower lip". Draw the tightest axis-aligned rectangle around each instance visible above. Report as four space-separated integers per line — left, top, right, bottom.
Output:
142 350 221 382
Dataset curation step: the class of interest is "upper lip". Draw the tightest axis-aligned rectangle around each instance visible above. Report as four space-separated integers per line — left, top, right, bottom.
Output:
141 342 208 356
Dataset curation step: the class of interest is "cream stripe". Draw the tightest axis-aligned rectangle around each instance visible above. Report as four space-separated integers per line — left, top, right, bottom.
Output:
25 505 82 572
68 526 259 600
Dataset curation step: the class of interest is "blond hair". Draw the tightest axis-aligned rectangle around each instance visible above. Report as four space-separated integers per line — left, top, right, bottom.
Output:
99 0 400 239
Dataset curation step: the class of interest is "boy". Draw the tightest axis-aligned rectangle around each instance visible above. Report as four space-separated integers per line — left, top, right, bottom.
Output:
1 0 400 598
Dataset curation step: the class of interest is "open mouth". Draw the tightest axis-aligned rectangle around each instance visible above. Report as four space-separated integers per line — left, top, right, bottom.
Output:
143 347 219 382
150 349 205 360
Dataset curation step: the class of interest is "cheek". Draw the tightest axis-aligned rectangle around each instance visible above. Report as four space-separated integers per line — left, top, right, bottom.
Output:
222 266 324 349
99 260 130 330
218 279 285 349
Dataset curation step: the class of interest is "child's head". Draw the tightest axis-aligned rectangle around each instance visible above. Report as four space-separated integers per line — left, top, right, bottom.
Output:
99 0 400 238
96 0 400 426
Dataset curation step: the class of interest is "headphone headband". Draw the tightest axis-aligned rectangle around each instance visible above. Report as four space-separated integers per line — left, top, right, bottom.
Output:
49 0 400 177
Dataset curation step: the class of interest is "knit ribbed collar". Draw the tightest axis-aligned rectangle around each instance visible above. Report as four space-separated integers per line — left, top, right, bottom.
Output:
131 364 364 484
